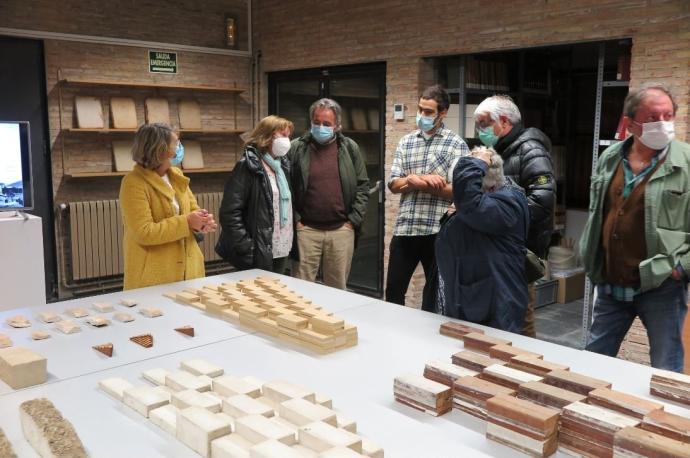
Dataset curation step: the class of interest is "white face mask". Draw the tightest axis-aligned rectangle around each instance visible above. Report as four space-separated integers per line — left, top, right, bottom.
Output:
635 120 675 150
271 136 291 157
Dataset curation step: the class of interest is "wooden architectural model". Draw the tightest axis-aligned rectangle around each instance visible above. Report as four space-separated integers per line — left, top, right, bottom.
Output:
65 307 89 318
55 320 81 334
393 373 452 416
98 358 384 457
613 425 690 457
175 325 195 337
439 321 484 339
6 315 30 328
0 427 16 458
93 342 114 357
650 368 690 406
20 398 87 457
165 277 358 354
31 331 51 340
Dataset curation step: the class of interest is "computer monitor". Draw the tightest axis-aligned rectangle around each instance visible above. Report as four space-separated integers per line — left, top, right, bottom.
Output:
0 121 33 212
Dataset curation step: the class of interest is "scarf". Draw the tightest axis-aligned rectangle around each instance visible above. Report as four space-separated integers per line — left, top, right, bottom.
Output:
263 153 291 227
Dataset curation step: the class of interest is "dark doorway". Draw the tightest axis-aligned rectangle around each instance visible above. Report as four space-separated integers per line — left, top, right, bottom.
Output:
269 63 386 297
0 36 57 301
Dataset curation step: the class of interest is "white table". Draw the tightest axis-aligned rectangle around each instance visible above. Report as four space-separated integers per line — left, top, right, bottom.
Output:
0 270 687 457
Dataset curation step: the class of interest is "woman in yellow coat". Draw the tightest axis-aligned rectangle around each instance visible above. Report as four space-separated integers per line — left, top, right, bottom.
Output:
119 123 217 290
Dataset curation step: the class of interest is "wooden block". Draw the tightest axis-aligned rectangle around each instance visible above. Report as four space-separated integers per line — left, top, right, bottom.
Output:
394 373 452 416
143 368 170 386
214 375 262 398
181 359 224 378
145 97 170 124
489 344 542 362
544 369 612 395
211 434 252 458
518 381 587 410
99 377 134 401
93 342 113 357
120 298 138 307
424 360 478 387
650 369 690 405
311 315 344 334
0 334 11 348
0 427 16 458
150 404 179 436
487 394 559 434
6 315 30 328
279 398 337 427
299 329 335 347
641 409 690 443
315 392 333 409
0 347 47 389
263 380 315 404
55 320 81 334
176 291 201 305
249 439 304 458
508 355 570 376
140 306 163 318
92 302 114 312
239 305 269 319
588 388 664 419
613 425 690 457
487 421 557 458
110 96 137 128
166 370 212 392
122 385 170 417
317 447 364 458
172 389 222 413
462 332 511 354
480 364 543 390
114 312 134 323
440 321 484 339
451 350 506 372
335 413 357 433
276 314 309 330
130 333 154 348
65 307 89 318
177 406 232 457
37 311 61 323
452 375 516 420
361 438 384 458
20 398 87 458
223 394 274 418
175 325 195 337
234 414 296 445
86 316 110 327
298 421 362 453
31 331 50 340
74 95 104 128
112 140 136 172
182 140 204 170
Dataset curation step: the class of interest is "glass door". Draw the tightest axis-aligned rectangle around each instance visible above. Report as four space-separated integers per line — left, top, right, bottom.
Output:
269 63 386 297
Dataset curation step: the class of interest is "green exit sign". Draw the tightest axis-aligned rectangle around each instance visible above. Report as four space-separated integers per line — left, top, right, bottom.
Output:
149 50 177 74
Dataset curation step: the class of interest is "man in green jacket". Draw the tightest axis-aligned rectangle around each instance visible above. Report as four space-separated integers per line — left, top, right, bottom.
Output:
288 98 369 290
580 82 690 372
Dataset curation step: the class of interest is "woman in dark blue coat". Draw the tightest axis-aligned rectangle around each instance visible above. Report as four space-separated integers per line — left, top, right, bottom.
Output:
436 146 529 333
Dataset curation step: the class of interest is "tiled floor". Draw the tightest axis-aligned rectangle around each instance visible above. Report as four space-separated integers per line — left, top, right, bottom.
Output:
534 299 585 350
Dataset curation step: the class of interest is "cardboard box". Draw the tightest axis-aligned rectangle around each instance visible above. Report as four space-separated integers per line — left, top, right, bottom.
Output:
555 270 586 303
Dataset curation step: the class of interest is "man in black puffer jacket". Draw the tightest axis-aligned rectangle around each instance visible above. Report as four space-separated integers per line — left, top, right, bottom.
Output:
474 95 555 337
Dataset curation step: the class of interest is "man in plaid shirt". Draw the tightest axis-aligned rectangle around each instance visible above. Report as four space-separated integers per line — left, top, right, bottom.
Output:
387 85 469 306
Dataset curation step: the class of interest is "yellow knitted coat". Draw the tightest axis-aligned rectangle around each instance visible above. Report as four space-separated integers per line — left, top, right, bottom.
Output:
119 165 205 290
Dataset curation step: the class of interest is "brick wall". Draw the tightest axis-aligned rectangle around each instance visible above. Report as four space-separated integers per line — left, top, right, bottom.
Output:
253 0 690 364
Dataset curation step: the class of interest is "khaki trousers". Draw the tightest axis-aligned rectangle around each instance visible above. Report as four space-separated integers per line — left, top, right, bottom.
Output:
522 282 536 337
292 225 355 290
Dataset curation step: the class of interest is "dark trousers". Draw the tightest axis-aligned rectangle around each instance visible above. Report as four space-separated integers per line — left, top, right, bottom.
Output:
385 234 437 306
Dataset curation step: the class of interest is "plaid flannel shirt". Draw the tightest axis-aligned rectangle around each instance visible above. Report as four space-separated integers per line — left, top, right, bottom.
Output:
388 125 469 236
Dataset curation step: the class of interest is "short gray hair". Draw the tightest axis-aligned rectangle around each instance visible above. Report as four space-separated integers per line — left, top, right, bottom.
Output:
471 146 505 191
309 98 342 129
623 82 678 119
474 95 522 125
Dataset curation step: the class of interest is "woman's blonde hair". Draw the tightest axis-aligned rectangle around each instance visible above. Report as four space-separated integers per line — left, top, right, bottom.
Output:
245 115 294 150
132 123 176 169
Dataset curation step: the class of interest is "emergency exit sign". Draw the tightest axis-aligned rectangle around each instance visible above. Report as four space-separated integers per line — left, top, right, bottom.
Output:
149 50 177 74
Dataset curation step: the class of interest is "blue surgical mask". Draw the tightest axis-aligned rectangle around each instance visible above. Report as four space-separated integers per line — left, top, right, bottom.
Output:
171 141 184 166
311 124 334 144
416 113 437 133
477 126 499 147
